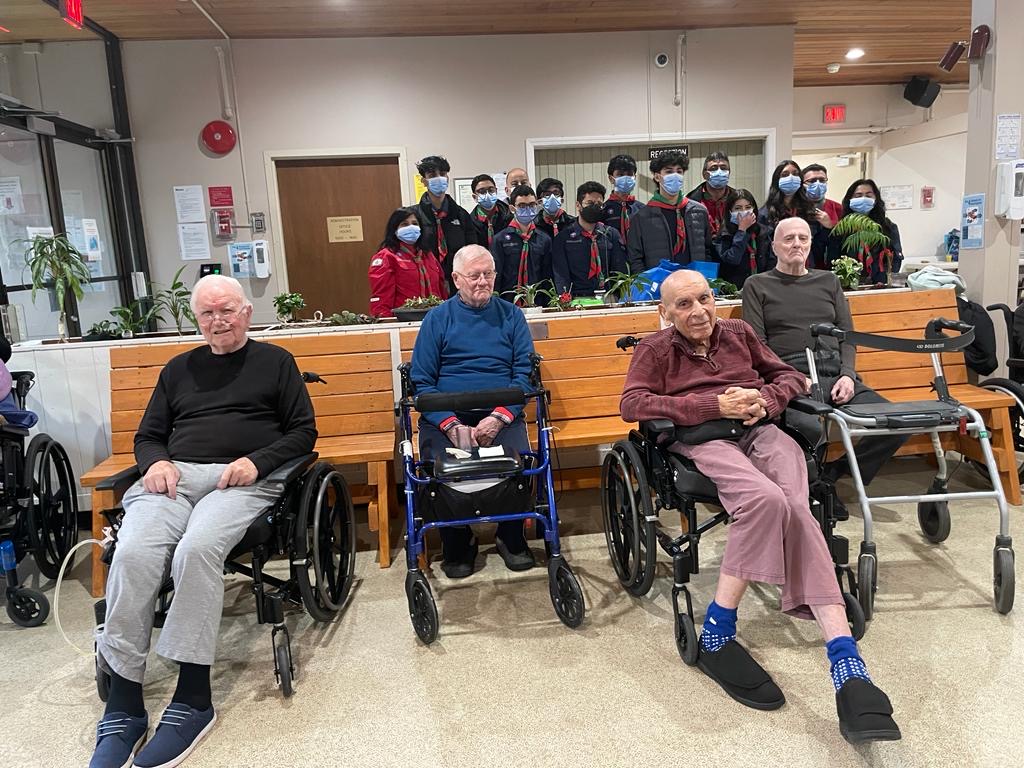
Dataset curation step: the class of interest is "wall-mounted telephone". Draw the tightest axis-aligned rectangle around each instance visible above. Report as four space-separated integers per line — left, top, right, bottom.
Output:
252 239 271 278
995 160 1024 220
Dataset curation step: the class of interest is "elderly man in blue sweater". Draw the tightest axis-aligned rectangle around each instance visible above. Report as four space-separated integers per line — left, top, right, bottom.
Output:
411 244 537 578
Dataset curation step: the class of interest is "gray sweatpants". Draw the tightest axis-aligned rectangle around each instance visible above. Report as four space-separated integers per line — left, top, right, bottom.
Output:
96 462 282 683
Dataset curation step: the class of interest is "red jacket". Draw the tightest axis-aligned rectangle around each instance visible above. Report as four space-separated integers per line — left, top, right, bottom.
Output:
819 198 844 228
368 245 448 317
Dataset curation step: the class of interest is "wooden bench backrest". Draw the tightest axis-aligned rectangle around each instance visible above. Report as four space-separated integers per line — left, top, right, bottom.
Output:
107 334 395 456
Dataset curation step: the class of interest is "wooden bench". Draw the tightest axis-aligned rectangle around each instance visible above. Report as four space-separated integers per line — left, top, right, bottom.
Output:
80 332 399 597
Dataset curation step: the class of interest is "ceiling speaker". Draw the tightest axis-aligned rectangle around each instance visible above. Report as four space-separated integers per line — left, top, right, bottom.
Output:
904 76 941 108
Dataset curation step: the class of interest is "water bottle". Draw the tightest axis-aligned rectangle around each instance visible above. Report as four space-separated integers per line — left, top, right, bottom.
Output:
1 539 16 572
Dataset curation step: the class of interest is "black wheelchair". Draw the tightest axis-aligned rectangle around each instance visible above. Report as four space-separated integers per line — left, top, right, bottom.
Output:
975 302 1024 483
397 357 585 644
601 336 864 667
1 369 78 627
92 447 356 698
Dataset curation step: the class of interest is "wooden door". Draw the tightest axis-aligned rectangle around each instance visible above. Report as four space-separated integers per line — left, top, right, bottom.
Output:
276 157 402 318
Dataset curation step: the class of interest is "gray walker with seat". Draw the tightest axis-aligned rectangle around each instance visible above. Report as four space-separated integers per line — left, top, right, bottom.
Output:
792 317 1015 620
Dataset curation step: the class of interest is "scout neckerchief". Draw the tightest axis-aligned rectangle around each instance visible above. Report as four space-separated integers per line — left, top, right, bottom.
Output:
647 193 691 256
609 192 636 237
431 203 448 261
580 225 602 279
473 204 499 247
701 191 727 237
398 242 430 295
542 210 565 237
510 218 536 286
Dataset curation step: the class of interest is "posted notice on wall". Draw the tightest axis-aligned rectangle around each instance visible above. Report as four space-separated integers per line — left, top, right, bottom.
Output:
0 177 24 215
229 242 254 278
327 215 364 243
173 185 206 223
82 218 102 261
26 225 54 241
881 184 914 210
208 185 234 208
178 222 212 260
961 193 986 250
996 113 1021 161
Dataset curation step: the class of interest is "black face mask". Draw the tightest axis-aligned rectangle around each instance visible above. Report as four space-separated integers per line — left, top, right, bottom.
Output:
580 204 604 224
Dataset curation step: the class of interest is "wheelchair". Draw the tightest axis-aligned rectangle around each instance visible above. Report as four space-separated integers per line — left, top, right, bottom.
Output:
601 335 865 667
397 356 585 644
93 443 356 698
972 302 1024 483
798 319 1014 619
1 369 78 628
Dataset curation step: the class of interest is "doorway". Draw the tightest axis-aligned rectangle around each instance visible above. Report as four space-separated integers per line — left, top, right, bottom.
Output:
273 155 403 318
792 149 871 202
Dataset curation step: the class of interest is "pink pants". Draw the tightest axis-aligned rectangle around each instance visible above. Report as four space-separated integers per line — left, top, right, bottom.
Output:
672 424 842 618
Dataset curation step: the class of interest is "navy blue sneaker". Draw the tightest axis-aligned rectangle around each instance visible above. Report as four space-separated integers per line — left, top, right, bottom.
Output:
89 711 148 768
132 704 216 768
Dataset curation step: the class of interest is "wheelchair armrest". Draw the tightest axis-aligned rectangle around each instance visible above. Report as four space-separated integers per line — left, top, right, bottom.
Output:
265 453 319 484
640 418 676 441
789 397 834 416
10 371 35 384
95 465 142 494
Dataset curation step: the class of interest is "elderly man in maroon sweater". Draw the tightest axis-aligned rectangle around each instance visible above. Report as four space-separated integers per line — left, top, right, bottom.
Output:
620 269 899 744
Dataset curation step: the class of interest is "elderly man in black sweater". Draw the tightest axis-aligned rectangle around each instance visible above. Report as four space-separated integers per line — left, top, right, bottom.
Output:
90 275 316 768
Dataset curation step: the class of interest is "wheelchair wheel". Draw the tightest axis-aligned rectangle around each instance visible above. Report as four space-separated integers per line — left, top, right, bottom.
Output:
974 378 1024 483
601 441 657 598
275 643 294 697
548 558 585 629
24 436 78 580
917 500 951 544
406 572 438 645
994 547 1015 615
843 592 866 641
6 586 49 627
857 553 876 622
294 463 356 623
674 612 699 666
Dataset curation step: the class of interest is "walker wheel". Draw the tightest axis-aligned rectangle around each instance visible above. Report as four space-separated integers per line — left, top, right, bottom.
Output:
994 548 1015 615
674 612 699 666
5 587 49 627
549 559 585 629
407 572 438 644
843 592 866 641
857 553 876 622
917 500 951 544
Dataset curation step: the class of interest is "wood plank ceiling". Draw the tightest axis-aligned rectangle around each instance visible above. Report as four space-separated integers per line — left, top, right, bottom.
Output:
1 0 971 87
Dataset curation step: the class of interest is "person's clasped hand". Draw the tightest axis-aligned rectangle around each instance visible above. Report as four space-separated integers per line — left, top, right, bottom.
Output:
718 386 768 426
448 424 476 451
473 416 504 447
831 375 856 405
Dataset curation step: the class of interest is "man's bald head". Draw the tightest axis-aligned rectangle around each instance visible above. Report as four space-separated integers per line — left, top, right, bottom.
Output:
774 216 811 239
659 268 717 346
660 269 709 307
772 216 813 273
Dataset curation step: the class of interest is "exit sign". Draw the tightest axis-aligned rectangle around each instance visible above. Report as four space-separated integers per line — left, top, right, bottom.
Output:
59 0 83 29
823 104 846 124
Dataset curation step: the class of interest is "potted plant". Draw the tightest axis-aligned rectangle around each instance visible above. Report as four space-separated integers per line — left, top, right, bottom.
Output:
151 266 197 334
392 295 444 322
273 291 306 323
83 320 121 341
832 213 892 286
831 256 864 291
109 299 160 338
502 279 556 313
709 278 741 300
328 311 378 326
21 234 92 341
603 271 654 305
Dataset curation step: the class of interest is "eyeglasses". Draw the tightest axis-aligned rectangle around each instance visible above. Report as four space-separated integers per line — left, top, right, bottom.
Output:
198 307 243 322
474 187 497 195
456 270 496 282
514 204 539 213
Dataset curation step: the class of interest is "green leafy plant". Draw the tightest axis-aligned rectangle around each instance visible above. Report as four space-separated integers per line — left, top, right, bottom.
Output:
273 291 306 322
85 320 120 339
832 212 891 256
20 234 92 340
502 280 556 308
831 256 864 290
109 299 160 337
328 311 377 326
151 266 196 334
709 278 740 298
603 271 654 304
400 295 444 310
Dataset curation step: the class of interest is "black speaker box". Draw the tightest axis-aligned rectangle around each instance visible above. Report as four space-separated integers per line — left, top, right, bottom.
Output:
904 76 941 108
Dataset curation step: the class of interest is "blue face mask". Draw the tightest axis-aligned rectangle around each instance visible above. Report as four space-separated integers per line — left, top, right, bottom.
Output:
660 172 684 195
476 192 498 211
707 169 730 189
427 176 449 196
614 175 637 194
396 224 421 244
729 210 752 225
805 180 827 201
850 196 876 214
514 206 539 224
542 195 563 215
778 174 802 195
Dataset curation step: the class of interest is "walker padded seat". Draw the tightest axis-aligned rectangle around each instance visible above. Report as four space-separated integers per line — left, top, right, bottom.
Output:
433 451 522 481
839 400 963 428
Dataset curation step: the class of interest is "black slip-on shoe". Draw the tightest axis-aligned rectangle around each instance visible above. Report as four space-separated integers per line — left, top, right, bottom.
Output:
441 538 479 579
836 678 901 744
696 639 786 711
495 537 536 571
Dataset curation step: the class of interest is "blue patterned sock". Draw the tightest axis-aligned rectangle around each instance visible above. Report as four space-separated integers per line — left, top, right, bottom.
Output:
699 600 737 653
826 635 872 690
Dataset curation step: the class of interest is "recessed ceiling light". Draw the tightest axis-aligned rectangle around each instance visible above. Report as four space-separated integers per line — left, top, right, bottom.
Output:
826 63 841 74
846 48 865 60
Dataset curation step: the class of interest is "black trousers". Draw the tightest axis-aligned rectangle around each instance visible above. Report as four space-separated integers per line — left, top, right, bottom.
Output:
418 417 530 561
784 376 908 485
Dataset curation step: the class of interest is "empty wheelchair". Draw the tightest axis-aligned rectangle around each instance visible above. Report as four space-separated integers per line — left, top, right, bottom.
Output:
1 369 78 628
93 450 356 698
601 335 864 666
397 357 585 644
798 319 1014 619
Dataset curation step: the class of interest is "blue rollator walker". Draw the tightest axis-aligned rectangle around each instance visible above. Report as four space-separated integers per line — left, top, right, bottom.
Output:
397 356 585 644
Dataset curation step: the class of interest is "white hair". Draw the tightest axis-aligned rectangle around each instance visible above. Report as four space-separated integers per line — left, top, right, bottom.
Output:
452 244 494 274
190 274 252 313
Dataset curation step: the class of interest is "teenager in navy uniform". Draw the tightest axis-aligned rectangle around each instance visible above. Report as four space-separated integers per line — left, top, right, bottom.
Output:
603 154 645 241
469 174 512 249
490 184 554 299
414 155 477 290
552 181 628 297
686 151 735 238
533 177 575 239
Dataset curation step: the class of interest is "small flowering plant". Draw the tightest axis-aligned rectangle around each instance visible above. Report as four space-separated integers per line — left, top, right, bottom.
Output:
554 290 574 311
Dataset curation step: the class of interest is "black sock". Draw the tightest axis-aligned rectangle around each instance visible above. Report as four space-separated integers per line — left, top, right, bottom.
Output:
171 663 212 711
105 671 145 718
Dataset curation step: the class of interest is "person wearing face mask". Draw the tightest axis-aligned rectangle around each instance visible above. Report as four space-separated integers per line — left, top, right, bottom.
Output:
469 173 512 248
368 207 448 318
504 167 530 199
414 155 478 291
533 177 575 239
801 164 844 230
626 150 713 272
759 160 830 269
827 179 904 285
491 184 554 298
552 181 628 298
687 151 735 237
604 154 645 239
713 189 775 289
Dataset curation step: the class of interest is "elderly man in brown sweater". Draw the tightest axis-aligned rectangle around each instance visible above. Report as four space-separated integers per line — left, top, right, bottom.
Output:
620 268 899 744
